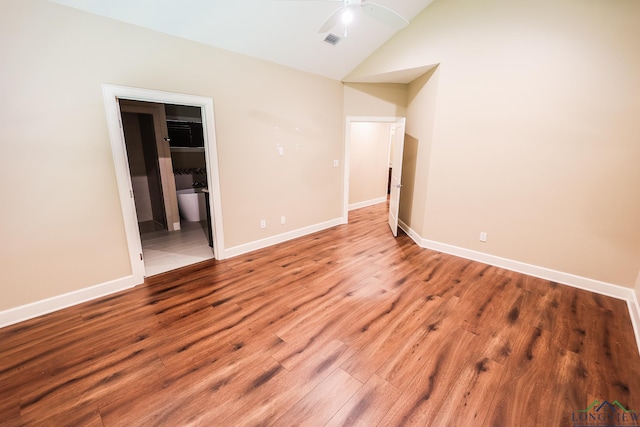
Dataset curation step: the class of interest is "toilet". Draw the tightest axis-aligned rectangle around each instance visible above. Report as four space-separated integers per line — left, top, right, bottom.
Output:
176 188 207 222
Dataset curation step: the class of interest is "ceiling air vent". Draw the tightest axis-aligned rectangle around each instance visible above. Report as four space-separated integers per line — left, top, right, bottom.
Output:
323 33 341 45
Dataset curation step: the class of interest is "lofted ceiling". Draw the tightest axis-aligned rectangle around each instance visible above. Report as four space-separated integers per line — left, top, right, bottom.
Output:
49 0 433 81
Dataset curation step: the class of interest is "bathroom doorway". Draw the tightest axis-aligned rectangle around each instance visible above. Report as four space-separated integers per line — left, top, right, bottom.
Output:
103 85 224 284
119 100 215 276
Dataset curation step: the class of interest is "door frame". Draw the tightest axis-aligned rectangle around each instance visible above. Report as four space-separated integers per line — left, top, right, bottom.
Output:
342 115 406 223
102 84 226 285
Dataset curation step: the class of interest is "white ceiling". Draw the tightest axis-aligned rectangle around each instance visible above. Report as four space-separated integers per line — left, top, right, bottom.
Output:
49 0 433 81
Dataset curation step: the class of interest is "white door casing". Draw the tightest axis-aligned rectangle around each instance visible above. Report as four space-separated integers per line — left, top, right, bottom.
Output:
102 84 226 285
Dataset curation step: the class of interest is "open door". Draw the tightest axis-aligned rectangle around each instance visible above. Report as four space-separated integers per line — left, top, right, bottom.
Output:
388 118 406 237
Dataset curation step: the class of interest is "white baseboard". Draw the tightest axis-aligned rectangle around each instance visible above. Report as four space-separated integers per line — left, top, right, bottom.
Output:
398 220 640 354
0 275 136 329
224 217 344 259
0 218 343 329
349 197 387 211
630 291 640 356
4 219 638 356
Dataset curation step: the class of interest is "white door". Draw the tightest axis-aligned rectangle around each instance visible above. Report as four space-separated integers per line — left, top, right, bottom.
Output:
388 118 406 237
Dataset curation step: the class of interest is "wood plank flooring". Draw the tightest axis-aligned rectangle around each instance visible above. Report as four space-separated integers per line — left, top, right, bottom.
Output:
1 202 639 426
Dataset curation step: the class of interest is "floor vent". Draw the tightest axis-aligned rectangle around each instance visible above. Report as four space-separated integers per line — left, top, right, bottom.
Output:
323 33 341 45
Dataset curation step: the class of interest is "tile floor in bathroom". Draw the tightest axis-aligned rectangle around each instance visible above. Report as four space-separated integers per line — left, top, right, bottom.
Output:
141 220 214 277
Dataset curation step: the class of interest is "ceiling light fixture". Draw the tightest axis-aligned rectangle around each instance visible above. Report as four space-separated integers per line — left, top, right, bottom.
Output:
340 8 354 37
341 8 354 25
316 0 409 37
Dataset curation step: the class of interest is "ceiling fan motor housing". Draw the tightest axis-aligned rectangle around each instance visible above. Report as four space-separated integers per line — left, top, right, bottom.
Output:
318 0 408 34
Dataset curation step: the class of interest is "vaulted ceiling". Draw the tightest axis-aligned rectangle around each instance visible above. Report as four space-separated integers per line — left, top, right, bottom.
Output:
49 0 434 81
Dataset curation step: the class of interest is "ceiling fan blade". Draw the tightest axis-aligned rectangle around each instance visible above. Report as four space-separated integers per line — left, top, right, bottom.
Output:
362 2 409 30
318 6 345 33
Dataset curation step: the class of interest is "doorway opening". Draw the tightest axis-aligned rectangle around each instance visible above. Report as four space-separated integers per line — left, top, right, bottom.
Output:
119 101 215 276
343 116 406 236
103 85 225 285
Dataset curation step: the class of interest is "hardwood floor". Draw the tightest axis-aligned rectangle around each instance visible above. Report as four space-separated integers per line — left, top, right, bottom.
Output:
1 202 639 426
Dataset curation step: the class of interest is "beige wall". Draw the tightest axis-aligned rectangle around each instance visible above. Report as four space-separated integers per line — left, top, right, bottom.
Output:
349 122 392 206
400 68 440 236
343 83 407 118
347 0 640 287
0 0 343 310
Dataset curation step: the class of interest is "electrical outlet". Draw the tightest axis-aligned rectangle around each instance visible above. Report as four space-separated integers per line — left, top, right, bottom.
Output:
281 216 286 225
333 159 339 167
260 219 266 229
479 232 487 242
